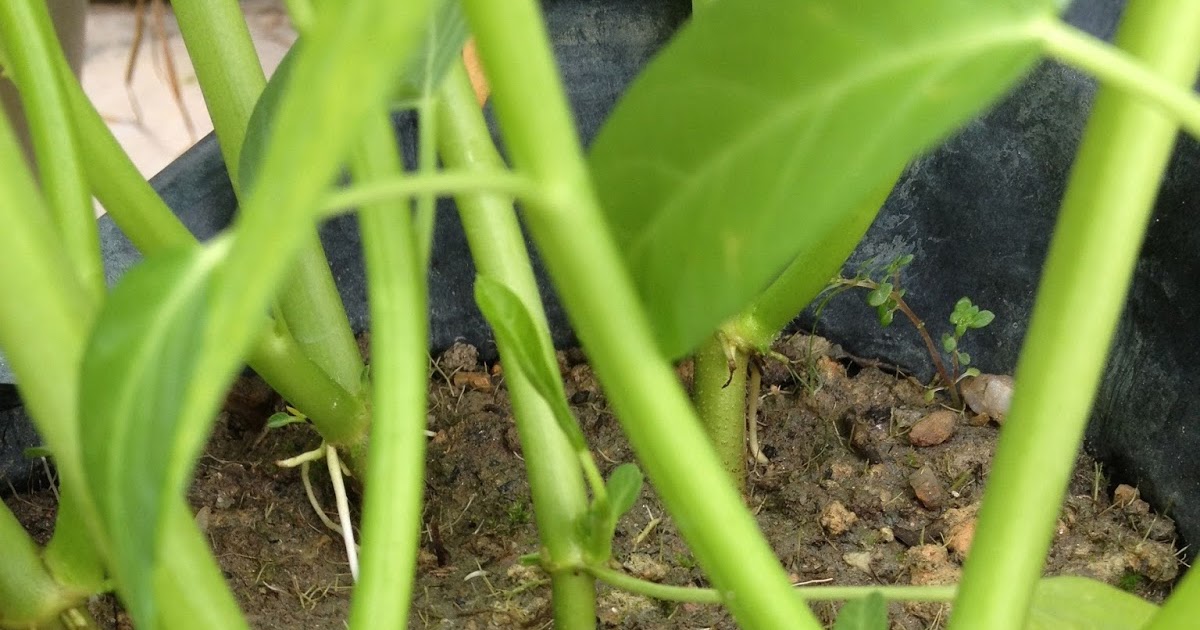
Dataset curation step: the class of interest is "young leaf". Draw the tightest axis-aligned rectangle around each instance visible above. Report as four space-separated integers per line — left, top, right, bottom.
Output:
971 309 996 329
239 1 466 193
393 0 469 110
1028 576 1157 630
877 305 895 327
941 333 957 353
590 0 1058 359
267 412 303 429
474 275 588 452
78 244 226 626
867 282 893 307
957 351 972 366
833 592 888 630
606 463 645 521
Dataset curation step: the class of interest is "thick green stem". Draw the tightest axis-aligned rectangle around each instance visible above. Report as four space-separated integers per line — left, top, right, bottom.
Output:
1036 19 1200 142
0 107 89 521
729 179 896 351
438 62 596 629
346 112 427 630
0 0 102 305
692 334 747 489
461 2 820 627
0 500 76 629
171 0 265 186
174 0 366 397
949 4 1200 629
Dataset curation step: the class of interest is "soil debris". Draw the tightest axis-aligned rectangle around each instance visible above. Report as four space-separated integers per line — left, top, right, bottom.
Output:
4 334 1183 629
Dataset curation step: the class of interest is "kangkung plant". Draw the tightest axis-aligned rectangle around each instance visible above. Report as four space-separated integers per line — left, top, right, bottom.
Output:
3 0 1200 629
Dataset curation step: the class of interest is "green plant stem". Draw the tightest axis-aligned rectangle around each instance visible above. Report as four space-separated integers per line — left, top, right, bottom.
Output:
1036 18 1200 143
57 43 373 445
461 2 819 627
0 499 75 628
0 0 102 305
415 97 438 267
42 488 106 595
589 565 722 605
588 564 957 605
171 0 265 186
346 112 428 630
948 3 1200 629
729 179 896 350
0 110 89 519
692 334 748 489
174 0 366 397
320 172 540 217
437 62 596 630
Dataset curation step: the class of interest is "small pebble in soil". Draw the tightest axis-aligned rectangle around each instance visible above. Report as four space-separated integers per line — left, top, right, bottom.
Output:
960 374 1015 423
908 410 958 447
820 500 859 536
909 466 948 509
451 371 492 391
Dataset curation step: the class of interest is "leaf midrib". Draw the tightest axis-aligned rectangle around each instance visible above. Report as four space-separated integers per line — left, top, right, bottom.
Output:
624 21 1045 263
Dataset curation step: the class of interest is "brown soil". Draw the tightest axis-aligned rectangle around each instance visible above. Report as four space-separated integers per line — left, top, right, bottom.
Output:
6 334 1183 629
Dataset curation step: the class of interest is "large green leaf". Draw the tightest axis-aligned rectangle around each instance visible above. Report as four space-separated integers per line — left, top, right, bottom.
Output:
589 0 1057 358
1028 576 1157 630
239 0 467 194
79 243 231 628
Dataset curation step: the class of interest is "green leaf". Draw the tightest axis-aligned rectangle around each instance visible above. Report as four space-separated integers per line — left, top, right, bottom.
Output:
79 244 228 627
393 0 469 110
266 412 302 429
957 351 972 366
474 275 587 452
867 282 893 307
240 0 466 193
972 309 996 329
1028 576 1157 630
590 0 1056 359
606 463 644 520
834 592 888 630
941 333 957 353
239 42 299 196
962 367 982 379
877 305 895 327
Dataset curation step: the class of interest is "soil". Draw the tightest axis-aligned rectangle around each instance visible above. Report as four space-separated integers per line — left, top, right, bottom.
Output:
5 334 1183 629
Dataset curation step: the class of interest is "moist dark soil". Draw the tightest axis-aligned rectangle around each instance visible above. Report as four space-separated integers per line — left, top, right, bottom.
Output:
6 334 1183 629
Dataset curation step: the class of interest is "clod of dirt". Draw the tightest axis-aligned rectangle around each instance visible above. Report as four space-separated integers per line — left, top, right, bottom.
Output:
909 466 948 509
622 553 669 582
438 342 479 374
960 374 1014 423
941 504 979 560
1127 542 1180 583
908 410 958 447
1114 484 1143 510
820 500 859 536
